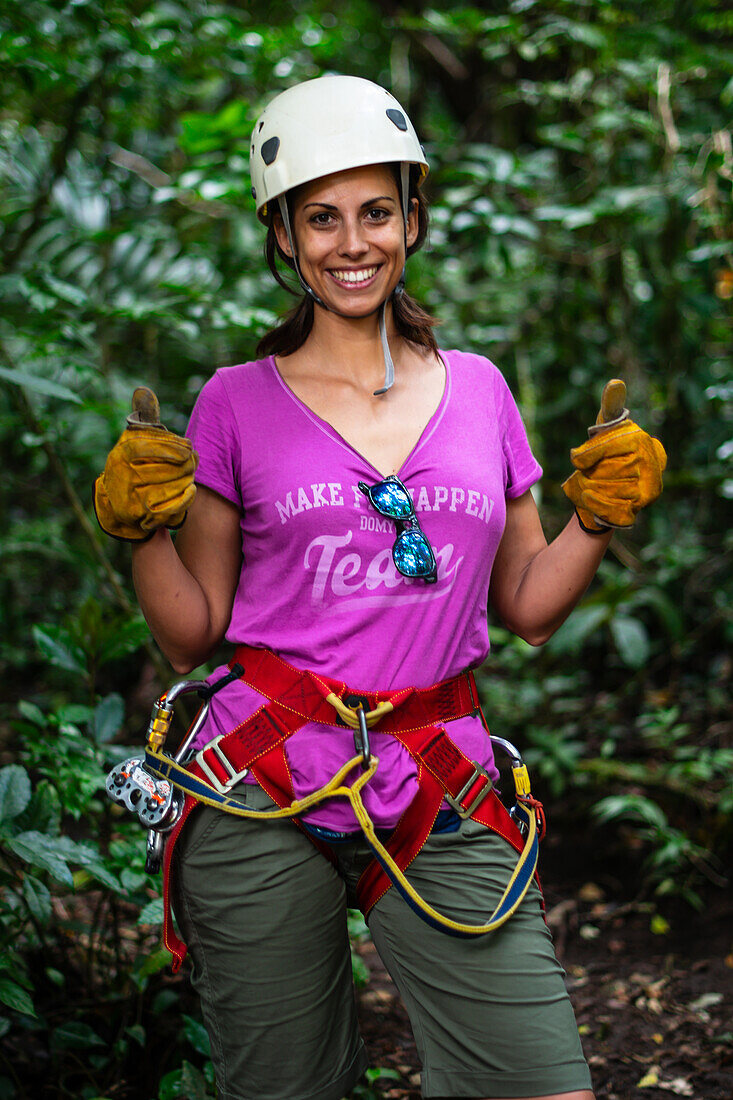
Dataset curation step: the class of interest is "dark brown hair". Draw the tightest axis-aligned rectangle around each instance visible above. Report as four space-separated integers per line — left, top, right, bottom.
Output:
256 164 439 358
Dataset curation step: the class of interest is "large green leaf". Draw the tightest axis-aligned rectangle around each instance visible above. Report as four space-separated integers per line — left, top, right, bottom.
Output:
0 364 81 403
137 897 164 925
593 794 668 831
39 272 88 307
6 832 74 885
49 836 121 892
0 978 35 1018
91 693 124 745
57 703 94 726
131 946 171 988
32 626 87 676
182 1014 211 1057
0 766 31 823
545 606 609 656
16 701 46 728
97 618 151 665
20 781 62 838
158 1061 209 1100
610 615 651 669
50 1021 106 1050
22 875 52 925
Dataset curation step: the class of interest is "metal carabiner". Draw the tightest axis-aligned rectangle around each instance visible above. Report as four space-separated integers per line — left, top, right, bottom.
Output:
146 829 166 874
147 682 213 871
353 706 371 770
489 734 524 768
149 679 212 758
106 679 213 872
489 734 532 837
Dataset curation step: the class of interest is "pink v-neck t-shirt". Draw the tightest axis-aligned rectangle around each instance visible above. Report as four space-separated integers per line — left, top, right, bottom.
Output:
184 349 542 831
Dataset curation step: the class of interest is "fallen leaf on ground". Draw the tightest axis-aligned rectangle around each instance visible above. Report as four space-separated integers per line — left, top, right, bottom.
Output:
689 992 724 1012
656 1077 694 1096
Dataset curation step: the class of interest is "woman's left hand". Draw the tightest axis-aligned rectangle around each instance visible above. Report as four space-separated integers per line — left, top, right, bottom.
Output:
562 418 667 532
562 381 667 532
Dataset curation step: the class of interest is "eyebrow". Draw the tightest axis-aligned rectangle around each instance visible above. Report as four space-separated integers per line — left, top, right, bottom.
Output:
303 195 397 211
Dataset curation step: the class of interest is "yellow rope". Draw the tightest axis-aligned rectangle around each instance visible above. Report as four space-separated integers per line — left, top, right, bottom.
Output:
147 748 539 934
324 693 394 729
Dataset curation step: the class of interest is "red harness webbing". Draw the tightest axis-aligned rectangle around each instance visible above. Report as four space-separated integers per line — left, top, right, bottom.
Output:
161 646 534 970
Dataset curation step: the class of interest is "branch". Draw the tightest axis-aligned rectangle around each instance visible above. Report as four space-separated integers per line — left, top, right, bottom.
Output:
656 63 680 157
107 144 233 219
2 57 113 272
416 31 470 83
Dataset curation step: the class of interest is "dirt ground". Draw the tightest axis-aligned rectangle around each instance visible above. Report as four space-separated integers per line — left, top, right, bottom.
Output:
354 826 733 1100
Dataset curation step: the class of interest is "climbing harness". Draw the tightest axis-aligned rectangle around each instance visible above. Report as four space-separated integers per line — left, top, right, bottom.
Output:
107 647 545 970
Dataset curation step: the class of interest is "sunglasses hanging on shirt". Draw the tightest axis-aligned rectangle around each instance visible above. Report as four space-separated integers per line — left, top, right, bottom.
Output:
358 475 438 584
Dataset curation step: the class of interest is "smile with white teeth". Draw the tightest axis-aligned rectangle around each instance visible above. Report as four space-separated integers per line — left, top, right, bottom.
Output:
329 266 379 285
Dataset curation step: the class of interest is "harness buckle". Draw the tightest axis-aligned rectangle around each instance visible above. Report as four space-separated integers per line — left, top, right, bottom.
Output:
445 760 492 819
195 735 249 793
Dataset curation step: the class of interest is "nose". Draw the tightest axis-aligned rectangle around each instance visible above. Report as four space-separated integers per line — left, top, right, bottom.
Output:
337 215 369 258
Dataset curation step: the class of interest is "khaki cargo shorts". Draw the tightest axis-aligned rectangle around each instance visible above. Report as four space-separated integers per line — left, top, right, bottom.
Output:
172 784 592 1100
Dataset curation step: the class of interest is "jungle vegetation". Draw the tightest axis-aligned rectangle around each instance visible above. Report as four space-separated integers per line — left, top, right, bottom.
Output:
0 1 730 1095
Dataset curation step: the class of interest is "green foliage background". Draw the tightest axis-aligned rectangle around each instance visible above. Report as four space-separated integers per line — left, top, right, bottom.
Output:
0 1 731 1096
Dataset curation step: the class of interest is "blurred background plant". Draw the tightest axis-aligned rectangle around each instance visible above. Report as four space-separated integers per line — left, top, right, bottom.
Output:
1 0 730 1095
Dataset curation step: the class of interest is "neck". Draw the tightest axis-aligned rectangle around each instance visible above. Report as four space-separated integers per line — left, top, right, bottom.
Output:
300 300 401 390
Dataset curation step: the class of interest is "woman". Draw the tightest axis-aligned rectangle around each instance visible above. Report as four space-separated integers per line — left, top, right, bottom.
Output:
95 75 666 1100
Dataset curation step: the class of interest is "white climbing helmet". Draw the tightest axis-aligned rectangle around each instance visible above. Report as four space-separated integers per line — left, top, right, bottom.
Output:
250 74 429 221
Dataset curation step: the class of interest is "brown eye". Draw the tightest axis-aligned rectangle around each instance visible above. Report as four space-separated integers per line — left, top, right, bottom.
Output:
310 211 334 226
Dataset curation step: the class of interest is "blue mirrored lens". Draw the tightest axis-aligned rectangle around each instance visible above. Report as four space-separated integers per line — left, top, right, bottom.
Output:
370 481 413 519
394 531 435 577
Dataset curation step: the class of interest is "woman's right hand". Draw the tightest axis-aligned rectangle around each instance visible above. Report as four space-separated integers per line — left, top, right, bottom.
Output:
93 389 198 541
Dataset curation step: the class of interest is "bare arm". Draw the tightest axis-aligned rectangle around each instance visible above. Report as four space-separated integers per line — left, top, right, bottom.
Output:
489 491 612 646
131 486 242 673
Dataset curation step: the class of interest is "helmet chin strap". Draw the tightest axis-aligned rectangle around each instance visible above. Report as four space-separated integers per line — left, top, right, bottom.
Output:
277 163 410 397
373 304 396 396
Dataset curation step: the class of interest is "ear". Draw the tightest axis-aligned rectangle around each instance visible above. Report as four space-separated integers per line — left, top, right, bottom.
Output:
405 197 419 249
273 213 294 258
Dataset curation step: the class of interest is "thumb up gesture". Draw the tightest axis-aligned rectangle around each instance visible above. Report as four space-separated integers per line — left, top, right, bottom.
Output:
93 387 198 542
562 380 667 533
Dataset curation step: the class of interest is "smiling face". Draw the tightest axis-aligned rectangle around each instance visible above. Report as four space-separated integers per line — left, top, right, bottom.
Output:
274 163 418 317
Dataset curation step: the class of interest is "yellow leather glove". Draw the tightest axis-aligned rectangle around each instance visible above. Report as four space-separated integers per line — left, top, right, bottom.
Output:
93 387 198 541
562 379 667 533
